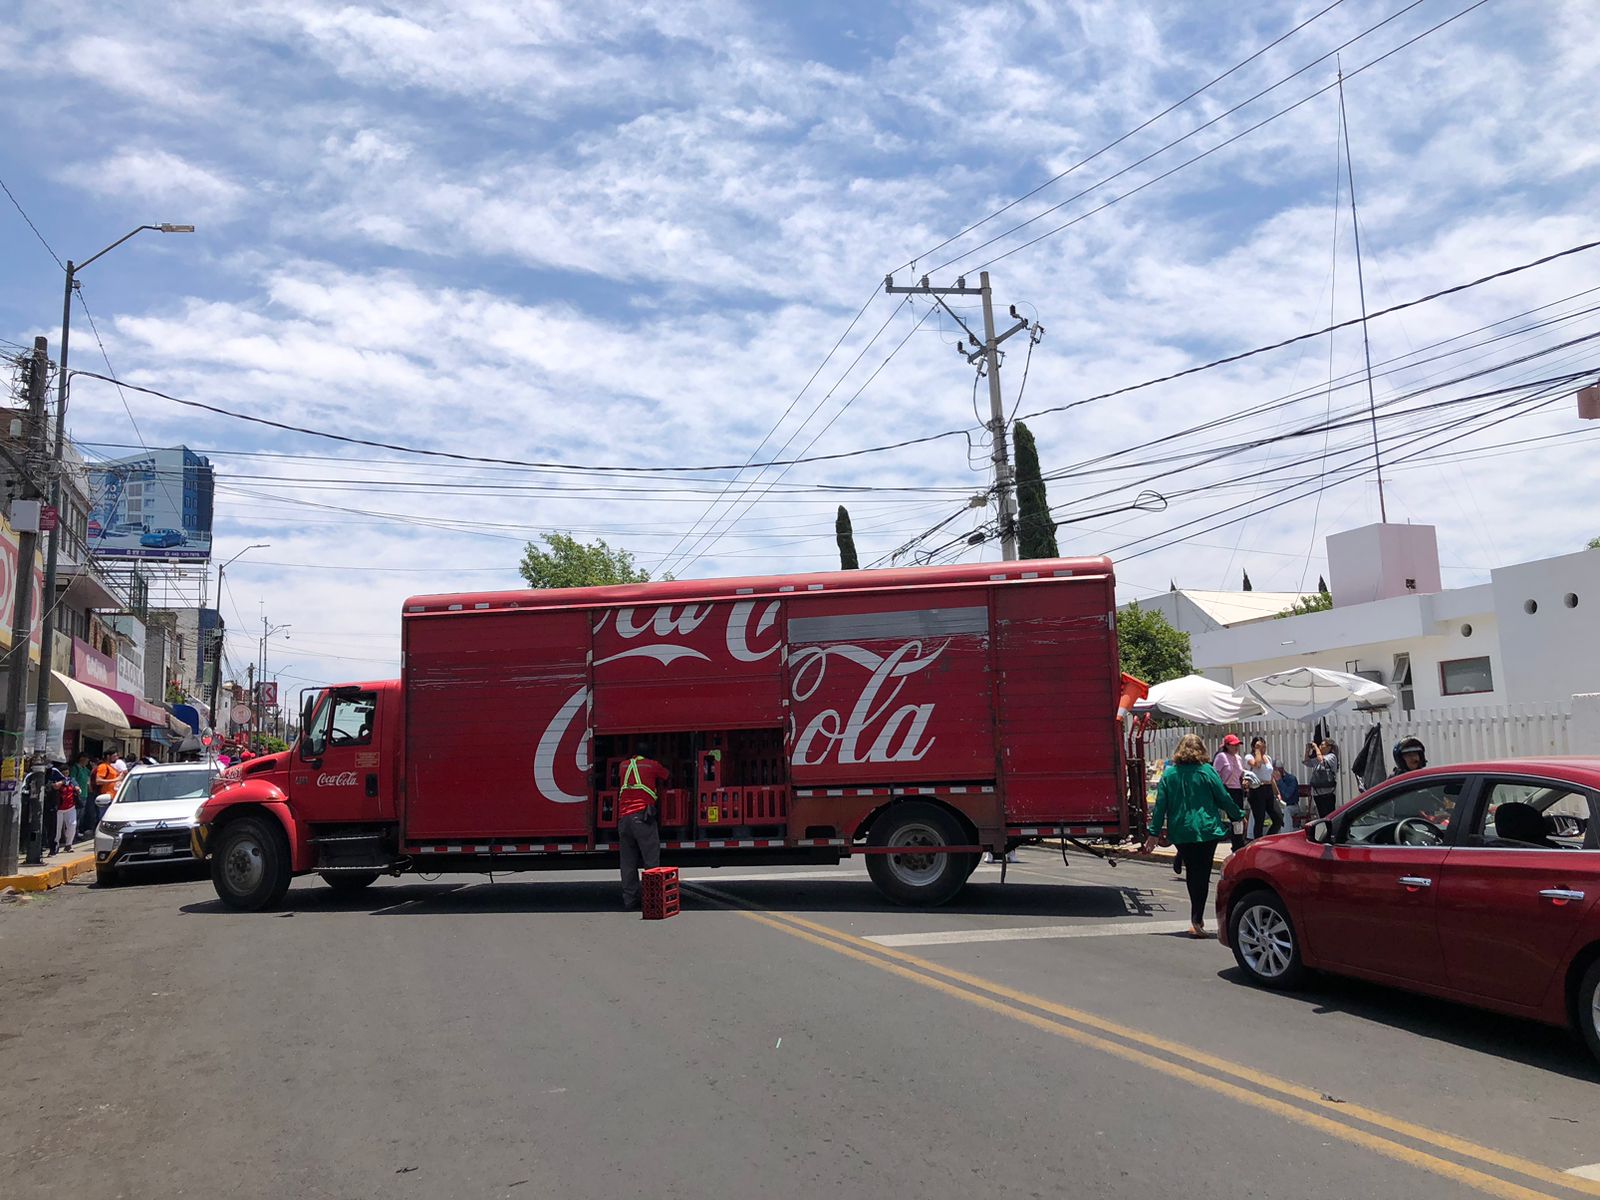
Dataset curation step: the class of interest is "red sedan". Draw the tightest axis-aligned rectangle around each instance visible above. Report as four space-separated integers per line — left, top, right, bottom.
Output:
1217 757 1600 1062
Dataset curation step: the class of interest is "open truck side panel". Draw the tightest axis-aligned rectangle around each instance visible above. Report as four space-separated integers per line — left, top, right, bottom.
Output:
196 558 1133 910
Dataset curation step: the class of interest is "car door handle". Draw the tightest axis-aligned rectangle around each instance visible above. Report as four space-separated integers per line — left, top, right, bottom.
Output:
1398 876 1432 889
1538 888 1585 904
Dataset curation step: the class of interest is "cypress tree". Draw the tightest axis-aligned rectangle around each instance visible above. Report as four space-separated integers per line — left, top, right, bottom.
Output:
835 505 859 570
1012 421 1059 559
1243 571 1253 591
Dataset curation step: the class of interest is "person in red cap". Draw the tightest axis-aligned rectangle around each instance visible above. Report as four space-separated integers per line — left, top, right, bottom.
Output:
1212 734 1247 850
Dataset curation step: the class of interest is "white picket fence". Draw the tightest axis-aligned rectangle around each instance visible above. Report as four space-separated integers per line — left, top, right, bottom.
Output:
1143 701 1573 810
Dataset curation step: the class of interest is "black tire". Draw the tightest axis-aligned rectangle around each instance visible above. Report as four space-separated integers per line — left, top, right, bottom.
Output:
320 871 379 895
865 802 970 906
1578 957 1600 1067
210 816 293 911
1228 889 1306 990
95 863 119 888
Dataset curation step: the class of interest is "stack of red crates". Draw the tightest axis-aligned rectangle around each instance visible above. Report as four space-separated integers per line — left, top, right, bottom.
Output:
640 867 680 920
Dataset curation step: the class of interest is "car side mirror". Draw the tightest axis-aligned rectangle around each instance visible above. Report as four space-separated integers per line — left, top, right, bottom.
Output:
1306 820 1332 845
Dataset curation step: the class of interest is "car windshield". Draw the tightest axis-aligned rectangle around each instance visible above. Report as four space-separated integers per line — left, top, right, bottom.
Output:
117 771 215 803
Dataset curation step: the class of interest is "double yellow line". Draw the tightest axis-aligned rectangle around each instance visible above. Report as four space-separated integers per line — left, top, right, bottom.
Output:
687 882 1596 1200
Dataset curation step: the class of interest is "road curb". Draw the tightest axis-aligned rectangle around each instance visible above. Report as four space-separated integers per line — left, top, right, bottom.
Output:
0 852 96 893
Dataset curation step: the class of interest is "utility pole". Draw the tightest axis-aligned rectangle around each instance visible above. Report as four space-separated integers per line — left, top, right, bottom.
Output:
31 224 195 791
246 663 255 750
209 544 267 737
885 271 1041 560
1 338 48 873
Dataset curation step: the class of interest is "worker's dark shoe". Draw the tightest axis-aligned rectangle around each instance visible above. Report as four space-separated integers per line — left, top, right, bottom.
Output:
622 897 641 911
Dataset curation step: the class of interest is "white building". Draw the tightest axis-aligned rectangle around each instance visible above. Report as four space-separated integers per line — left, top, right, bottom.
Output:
1121 588 1316 640
1192 523 1600 710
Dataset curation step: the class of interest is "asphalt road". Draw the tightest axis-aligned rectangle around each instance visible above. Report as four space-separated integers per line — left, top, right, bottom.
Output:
3 850 1598 1200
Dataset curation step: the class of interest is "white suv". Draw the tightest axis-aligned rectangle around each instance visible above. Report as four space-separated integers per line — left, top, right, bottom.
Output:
94 762 217 886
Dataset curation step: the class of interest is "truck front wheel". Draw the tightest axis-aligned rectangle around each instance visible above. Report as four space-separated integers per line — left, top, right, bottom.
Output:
211 816 293 911
866 803 973 907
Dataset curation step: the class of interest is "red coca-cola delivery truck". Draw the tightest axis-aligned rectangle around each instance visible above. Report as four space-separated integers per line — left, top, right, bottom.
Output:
195 557 1142 910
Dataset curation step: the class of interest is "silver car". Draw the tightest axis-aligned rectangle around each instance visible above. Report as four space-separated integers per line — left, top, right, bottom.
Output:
94 762 217 886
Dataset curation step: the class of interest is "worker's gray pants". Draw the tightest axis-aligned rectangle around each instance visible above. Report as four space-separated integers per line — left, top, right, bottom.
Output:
618 812 660 906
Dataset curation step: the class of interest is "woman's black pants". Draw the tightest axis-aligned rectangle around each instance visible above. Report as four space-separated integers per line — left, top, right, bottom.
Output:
1175 839 1219 925
1247 784 1283 838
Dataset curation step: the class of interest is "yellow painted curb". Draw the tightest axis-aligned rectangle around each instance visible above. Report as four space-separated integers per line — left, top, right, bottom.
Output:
0 853 96 893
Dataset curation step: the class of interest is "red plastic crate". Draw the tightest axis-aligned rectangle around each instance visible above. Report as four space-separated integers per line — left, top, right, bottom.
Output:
641 866 680 920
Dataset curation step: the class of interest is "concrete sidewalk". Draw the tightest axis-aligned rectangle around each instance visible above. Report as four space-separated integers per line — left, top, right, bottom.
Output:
1 847 96 893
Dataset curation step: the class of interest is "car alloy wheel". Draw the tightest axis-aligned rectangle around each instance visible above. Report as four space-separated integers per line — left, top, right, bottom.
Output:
1237 902 1295 980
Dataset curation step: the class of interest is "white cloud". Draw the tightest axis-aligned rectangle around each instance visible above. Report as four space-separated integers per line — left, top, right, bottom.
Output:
61 148 246 220
6 0 1600 689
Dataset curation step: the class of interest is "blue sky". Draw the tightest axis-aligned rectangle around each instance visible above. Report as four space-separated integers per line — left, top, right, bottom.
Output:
2 0 1597 690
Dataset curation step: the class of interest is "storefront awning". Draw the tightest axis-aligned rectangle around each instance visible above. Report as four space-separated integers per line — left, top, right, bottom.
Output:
50 670 132 733
167 711 193 737
102 687 170 728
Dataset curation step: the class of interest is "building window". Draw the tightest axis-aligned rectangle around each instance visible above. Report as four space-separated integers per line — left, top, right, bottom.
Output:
1440 656 1494 696
1392 653 1415 714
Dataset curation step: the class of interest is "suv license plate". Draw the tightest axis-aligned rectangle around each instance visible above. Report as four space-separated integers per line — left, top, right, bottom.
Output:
149 843 174 858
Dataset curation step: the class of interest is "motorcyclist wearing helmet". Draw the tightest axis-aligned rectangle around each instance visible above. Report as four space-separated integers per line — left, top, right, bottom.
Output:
1392 736 1428 777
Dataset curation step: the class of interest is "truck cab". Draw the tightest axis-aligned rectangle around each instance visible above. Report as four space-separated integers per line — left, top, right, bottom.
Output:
195 680 403 908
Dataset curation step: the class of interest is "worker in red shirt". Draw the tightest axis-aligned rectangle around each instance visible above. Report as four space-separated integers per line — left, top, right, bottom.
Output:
617 751 671 910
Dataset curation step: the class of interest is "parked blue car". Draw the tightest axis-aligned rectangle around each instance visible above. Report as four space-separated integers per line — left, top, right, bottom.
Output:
139 528 187 548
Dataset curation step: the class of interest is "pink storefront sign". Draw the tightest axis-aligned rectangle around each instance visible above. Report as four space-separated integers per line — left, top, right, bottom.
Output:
73 638 119 690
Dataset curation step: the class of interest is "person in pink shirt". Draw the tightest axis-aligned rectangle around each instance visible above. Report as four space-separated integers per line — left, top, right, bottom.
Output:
1212 734 1247 850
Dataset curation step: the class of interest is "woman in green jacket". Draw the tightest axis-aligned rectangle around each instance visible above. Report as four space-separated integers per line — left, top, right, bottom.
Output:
1141 734 1244 938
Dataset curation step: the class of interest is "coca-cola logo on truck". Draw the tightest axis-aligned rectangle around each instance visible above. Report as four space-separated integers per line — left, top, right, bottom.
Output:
317 771 359 787
532 601 951 804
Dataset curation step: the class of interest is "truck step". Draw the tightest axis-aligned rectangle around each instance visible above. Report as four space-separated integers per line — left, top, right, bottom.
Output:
309 833 388 845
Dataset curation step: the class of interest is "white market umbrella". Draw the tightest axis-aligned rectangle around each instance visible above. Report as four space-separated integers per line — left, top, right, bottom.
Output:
1132 674 1267 724
1237 667 1394 722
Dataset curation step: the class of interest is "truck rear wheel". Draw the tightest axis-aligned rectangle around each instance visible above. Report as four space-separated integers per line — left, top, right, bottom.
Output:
320 871 379 895
211 816 293 911
866 803 972 907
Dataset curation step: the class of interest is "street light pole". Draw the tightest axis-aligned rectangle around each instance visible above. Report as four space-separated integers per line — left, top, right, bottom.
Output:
208 543 267 734
26 223 193 864
258 620 289 749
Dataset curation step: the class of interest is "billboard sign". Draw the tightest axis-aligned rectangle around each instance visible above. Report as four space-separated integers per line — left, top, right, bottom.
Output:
87 447 214 562
0 515 43 664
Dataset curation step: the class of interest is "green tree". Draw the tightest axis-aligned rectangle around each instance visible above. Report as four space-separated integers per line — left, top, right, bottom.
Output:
1012 421 1060 559
1242 570 1253 591
519 532 651 590
1589 536 1600 550
1117 602 1193 685
1277 591 1334 618
1317 574 1329 593
835 505 859 570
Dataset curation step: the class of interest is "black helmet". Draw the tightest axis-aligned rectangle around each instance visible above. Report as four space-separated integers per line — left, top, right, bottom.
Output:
1392 736 1427 771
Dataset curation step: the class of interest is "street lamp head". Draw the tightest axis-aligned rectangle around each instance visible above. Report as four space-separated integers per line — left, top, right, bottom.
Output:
158 224 195 233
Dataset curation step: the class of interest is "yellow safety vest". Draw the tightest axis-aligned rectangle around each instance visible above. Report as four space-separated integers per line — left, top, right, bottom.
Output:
620 757 657 799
